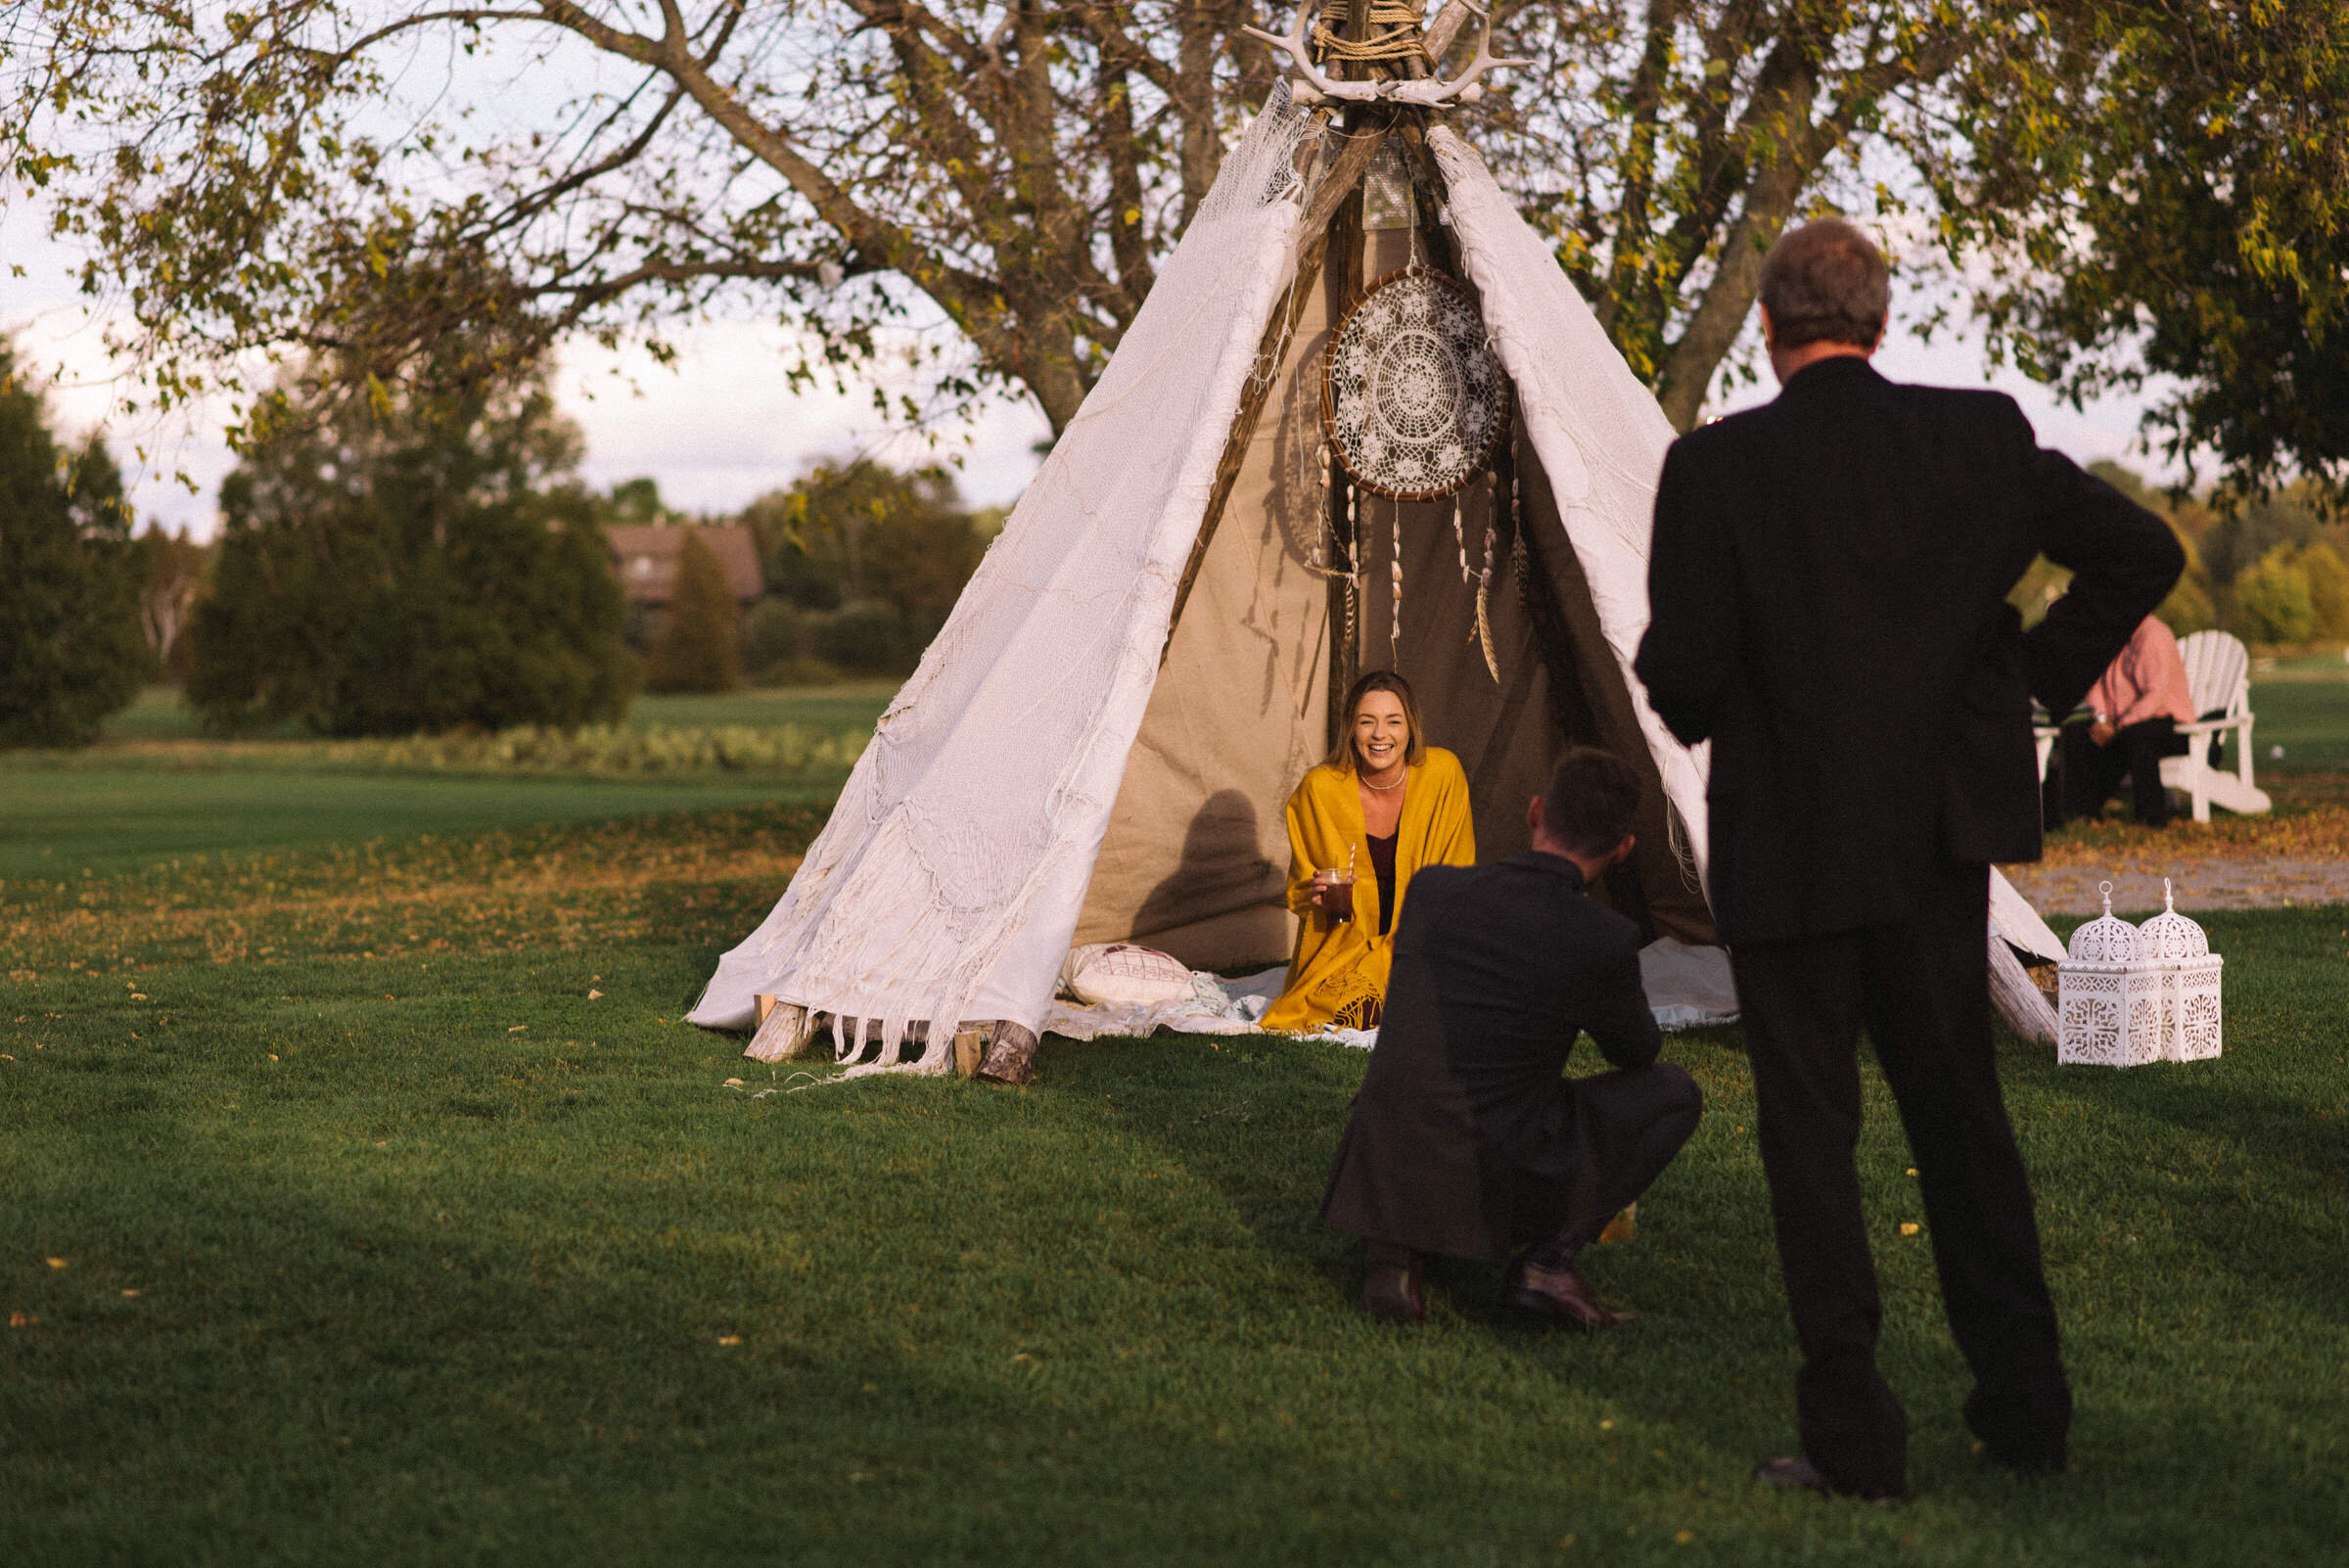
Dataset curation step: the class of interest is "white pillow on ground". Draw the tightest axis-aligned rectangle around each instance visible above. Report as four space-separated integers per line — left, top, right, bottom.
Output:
1061 944 1195 1009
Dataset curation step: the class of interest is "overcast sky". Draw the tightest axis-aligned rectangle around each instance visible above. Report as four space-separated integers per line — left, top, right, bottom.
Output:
0 192 2175 541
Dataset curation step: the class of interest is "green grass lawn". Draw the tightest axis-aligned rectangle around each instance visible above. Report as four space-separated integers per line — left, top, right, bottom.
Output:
2247 666 2349 772
5 796 2346 1565
8 681 900 882
0 770 826 881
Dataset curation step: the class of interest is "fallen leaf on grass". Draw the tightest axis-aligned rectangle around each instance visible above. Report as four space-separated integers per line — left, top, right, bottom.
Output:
722 1078 745 1087
120 1289 139 1299
45 1257 66 1269
507 1025 527 1033
716 1334 742 1347
1899 1222 1921 1236
587 989 603 999
8 1312 35 1328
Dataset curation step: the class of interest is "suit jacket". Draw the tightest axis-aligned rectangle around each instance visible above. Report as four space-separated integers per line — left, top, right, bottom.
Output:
1319 852 1660 1263
1633 358 2183 945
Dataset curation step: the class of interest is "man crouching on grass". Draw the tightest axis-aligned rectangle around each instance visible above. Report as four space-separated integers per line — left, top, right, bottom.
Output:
1319 747 1700 1326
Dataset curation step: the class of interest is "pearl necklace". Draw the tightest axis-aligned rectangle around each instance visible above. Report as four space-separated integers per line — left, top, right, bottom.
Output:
1359 766 1406 792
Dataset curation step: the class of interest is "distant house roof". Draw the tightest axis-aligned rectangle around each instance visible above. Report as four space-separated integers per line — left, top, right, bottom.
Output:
606 525 763 607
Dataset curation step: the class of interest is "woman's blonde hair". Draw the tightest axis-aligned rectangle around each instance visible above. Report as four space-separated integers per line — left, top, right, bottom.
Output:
1327 669 1426 773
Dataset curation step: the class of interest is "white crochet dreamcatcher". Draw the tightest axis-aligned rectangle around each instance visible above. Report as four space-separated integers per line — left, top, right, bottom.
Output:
1319 263 1511 677
1321 265 1508 502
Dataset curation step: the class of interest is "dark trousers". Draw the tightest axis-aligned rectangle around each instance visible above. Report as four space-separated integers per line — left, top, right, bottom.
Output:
1527 1062 1702 1265
1728 860 2070 1498
2051 715 2187 827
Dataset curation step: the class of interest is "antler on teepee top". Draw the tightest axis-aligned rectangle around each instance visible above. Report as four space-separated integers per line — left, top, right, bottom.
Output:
1241 0 1532 107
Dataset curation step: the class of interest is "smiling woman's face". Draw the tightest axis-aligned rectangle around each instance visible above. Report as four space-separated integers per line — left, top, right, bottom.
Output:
1352 690 1410 774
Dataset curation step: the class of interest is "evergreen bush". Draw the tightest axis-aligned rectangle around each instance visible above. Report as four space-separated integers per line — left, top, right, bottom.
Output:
817 602 907 675
184 355 638 735
0 347 149 748
2231 545 2318 645
643 531 744 692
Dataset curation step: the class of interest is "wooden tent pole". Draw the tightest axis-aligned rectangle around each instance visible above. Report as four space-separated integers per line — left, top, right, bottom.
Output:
1159 120 1390 664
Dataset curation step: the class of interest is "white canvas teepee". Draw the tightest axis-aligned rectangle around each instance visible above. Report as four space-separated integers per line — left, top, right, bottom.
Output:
687 72 2063 1069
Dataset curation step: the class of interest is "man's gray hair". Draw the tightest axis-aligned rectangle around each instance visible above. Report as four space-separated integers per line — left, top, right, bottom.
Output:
1758 220 1890 350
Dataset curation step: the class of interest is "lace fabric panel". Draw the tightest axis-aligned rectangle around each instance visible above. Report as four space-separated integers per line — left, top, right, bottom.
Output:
685 94 1315 1070
1426 126 1711 893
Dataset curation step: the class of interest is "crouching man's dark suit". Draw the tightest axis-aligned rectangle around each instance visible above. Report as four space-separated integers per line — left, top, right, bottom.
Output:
1320 851 1699 1268
1635 357 2182 1496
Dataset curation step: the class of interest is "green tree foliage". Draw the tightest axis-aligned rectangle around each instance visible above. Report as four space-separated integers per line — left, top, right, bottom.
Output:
1976 4 2349 502
8 1 2323 451
184 357 637 736
2228 540 2349 645
132 527 210 681
738 460 986 677
2298 541 2349 641
0 346 148 748
2231 547 2318 646
599 477 685 530
2191 484 2340 589
739 599 806 679
643 531 744 694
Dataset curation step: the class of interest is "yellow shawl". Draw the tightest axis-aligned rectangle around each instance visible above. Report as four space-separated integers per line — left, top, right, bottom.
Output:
1261 747 1475 1033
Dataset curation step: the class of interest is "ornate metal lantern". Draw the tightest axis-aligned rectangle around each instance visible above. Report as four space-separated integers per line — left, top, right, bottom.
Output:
2057 880 2224 1067
2056 883 2166 1068
2138 880 2223 1062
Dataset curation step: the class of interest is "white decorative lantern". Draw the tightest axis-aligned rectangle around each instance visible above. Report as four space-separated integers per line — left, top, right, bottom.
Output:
2056 883 2167 1068
2138 879 2223 1062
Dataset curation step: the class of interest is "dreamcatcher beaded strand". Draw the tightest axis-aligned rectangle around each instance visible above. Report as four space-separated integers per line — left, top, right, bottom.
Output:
1475 470 1501 681
1390 498 1405 661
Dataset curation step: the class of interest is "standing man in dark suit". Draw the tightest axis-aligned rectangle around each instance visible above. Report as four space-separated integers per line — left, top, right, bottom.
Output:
1320 747 1701 1329
1634 220 2183 1499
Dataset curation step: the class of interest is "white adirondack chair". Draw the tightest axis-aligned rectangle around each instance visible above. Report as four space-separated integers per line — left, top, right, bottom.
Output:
2031 627 2273 822
2159 630 2272 821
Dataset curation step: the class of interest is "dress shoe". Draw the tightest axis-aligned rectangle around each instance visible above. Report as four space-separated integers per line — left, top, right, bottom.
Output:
1753 1453 1905 1504
1500 1260 1634 1329
1359 1243 1425 1324
1752 1454 1831 1496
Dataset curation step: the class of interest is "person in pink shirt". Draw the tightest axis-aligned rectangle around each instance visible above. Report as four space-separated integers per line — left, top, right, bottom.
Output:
2048 614 2196 827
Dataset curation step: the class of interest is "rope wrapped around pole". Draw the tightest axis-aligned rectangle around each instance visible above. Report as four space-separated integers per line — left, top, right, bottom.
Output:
1313 0 1431 65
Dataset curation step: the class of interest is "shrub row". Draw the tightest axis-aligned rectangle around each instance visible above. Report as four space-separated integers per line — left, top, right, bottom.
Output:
1 723 871 779
329 722 870 776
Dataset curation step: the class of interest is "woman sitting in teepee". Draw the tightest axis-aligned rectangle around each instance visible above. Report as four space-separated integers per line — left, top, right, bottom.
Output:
1262 671 1475 1033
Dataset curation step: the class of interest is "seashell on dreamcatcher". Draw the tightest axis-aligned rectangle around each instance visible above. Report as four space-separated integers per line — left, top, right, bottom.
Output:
1321 266 1509 501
